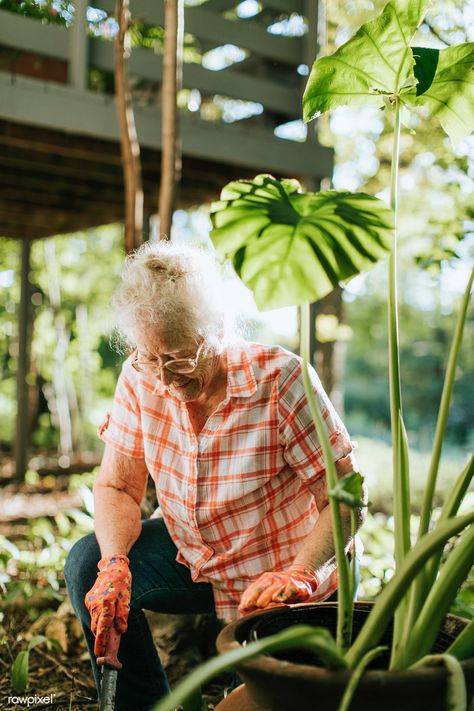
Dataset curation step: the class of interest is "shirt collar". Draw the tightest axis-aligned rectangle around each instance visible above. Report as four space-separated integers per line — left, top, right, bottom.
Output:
226 339 258 398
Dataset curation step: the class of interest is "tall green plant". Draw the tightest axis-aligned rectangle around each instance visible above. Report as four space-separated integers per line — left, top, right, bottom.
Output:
153 1 473 709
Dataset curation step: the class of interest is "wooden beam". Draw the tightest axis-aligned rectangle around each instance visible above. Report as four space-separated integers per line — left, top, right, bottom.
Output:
0 183 125 209
0 74 332 178
0 151 124 184
0 200 121 225
0 132 122 165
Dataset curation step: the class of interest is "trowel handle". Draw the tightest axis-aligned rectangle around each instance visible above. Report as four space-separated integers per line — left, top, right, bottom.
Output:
97 626 122 670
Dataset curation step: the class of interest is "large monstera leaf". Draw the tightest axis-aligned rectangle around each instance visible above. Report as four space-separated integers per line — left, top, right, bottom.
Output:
210 174 394 311
303 0 430 121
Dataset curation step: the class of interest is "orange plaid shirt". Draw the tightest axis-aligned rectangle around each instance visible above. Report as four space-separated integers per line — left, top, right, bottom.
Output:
98 340 356 620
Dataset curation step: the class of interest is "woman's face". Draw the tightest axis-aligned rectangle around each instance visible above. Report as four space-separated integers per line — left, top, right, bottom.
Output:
132 324 225 402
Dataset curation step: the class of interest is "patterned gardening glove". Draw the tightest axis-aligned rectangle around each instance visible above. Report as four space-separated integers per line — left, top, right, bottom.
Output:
85 554 132 657
239 563 319 614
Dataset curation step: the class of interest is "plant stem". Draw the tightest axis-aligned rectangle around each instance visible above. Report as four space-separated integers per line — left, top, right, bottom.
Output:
350 509 357 601
300 303 352 650
388 95 411 666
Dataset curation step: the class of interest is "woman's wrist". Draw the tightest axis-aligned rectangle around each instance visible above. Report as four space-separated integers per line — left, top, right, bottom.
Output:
287 562 320 591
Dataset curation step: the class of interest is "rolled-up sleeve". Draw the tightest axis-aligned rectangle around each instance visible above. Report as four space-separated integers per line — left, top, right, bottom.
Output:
98 359 145 459
278 357 356 482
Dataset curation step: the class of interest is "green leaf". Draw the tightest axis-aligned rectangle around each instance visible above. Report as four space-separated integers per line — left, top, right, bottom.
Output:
210 175 394 311
11 636 47 692
27 635 47 652
329 472 366 509
11 651 29 693
412 46 439 95
303 0 430 121
406 43 474 144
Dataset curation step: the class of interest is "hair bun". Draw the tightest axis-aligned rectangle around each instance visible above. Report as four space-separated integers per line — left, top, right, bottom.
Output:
146 257 185 281
146 257 167 272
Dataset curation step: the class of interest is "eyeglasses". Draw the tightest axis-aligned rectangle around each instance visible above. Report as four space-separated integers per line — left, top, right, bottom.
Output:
131 341 205 375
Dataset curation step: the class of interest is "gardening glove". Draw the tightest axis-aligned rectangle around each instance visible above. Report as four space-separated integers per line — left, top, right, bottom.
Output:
239 563 319 614
85 554 132 657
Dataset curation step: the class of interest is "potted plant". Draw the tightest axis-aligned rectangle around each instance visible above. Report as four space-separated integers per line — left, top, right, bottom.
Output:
153 1 474 709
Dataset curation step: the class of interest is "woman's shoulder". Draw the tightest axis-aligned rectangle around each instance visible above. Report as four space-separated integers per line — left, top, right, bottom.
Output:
235 339 302 378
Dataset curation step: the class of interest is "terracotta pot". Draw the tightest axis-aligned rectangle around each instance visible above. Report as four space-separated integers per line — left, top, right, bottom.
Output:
216 602 474 711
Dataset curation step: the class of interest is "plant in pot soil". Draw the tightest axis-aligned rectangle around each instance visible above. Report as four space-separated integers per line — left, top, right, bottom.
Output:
153 1 474 710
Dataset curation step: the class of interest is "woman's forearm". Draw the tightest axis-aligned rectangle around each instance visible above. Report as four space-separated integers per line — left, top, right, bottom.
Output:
93 483 142 557
293 503 360 578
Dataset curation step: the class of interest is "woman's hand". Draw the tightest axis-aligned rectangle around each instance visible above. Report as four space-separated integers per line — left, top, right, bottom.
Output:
85 554 132 656
239 564 319 614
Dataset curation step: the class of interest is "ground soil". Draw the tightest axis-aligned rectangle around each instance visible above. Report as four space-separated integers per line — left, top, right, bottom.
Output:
0 603 233 710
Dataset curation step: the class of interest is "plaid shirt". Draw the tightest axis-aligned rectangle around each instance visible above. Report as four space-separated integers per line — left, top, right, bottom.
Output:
98 340 356 620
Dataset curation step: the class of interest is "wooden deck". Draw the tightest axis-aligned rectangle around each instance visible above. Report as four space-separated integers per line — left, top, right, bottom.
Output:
0 0 331 240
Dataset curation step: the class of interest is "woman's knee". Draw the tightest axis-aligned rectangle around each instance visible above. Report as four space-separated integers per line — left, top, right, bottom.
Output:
64 533 100 600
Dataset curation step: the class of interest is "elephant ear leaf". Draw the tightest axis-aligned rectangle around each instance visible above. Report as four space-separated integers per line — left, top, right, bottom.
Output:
210 174 394 311
303 0 431 121
406 43 474 145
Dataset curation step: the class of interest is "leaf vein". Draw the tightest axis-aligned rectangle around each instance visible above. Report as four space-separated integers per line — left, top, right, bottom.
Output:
360 27 396 75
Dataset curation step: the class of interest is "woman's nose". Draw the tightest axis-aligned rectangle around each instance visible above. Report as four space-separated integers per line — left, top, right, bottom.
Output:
160 367 176 386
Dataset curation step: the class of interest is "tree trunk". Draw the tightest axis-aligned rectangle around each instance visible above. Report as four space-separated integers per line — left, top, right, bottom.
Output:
115 0 143 253
158 0 184 240
75 303 92 455
44 240 74 464
314 286 346 415
15 239 32 480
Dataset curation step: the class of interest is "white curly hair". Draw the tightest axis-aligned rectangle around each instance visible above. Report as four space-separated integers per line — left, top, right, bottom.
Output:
112 241 231 347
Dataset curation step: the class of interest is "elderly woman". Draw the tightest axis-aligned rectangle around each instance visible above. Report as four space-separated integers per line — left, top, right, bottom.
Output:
65 242 363 711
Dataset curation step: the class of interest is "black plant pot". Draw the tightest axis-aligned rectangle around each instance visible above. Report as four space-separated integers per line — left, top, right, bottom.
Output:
216 602 474 711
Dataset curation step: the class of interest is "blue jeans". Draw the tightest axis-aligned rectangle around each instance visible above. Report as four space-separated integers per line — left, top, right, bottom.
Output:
64 518 216 711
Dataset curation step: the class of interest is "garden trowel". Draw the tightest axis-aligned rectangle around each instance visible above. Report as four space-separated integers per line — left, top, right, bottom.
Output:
97 626 122 711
